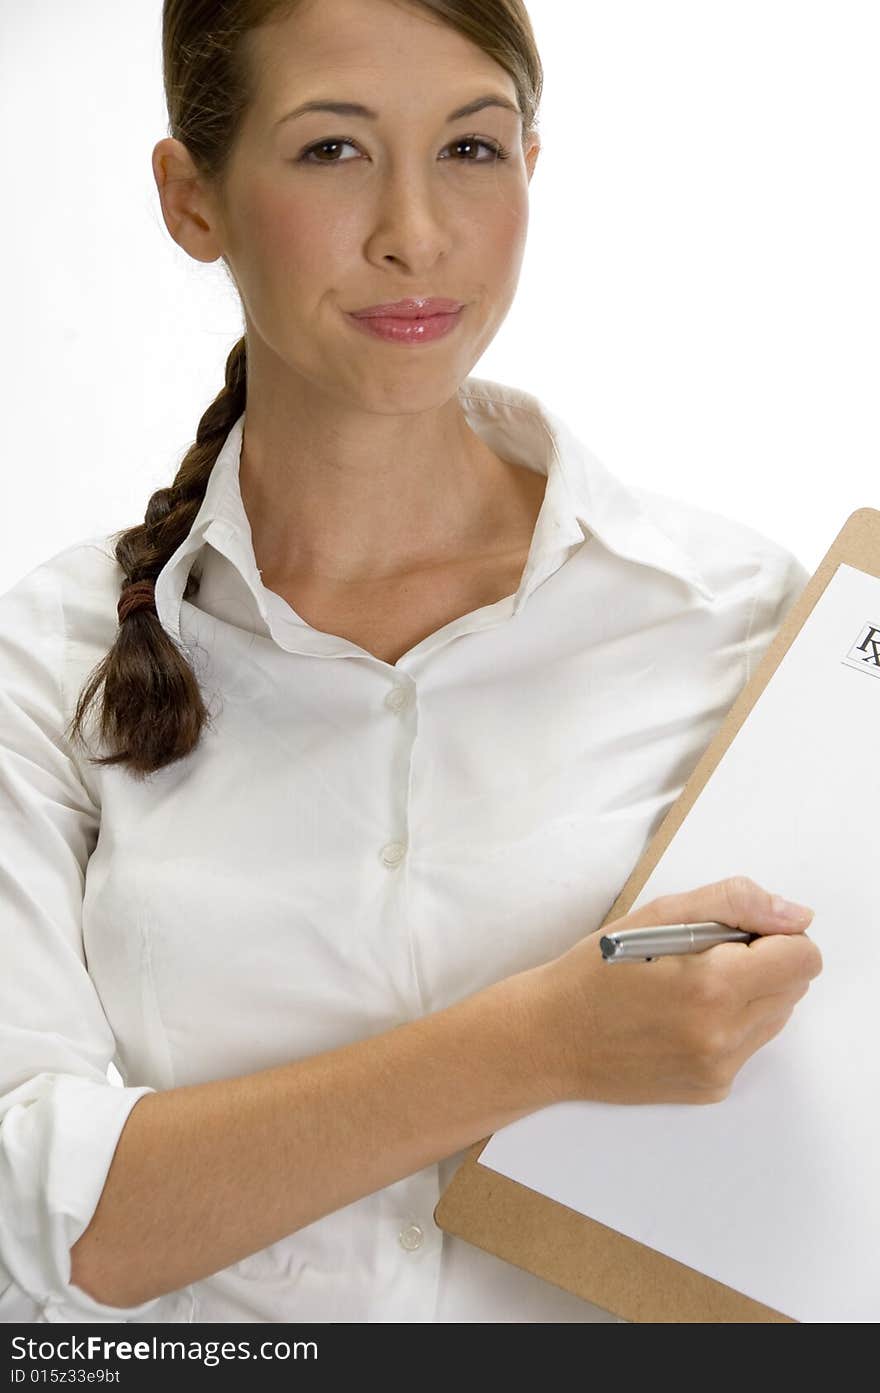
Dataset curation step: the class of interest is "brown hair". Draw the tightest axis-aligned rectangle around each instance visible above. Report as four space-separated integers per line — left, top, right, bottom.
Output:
66 0 543 781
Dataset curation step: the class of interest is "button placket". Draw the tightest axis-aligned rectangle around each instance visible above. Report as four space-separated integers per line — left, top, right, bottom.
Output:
380 682 413 869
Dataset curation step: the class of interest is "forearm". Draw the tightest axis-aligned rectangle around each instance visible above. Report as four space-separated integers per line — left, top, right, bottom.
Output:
69 969 556 1309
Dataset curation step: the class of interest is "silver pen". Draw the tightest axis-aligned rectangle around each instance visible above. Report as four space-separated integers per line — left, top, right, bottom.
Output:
600 921 759 962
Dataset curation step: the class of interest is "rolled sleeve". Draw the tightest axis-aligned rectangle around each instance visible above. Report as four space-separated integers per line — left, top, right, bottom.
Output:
0 1076 160 1321
0 555 189 1322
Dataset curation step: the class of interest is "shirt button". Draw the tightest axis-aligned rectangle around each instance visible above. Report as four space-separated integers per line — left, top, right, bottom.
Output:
380 841 407 868
384 685 411 713
398 1223 425 1252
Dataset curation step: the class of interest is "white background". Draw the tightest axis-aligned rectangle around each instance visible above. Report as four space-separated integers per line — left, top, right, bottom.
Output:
2 0 877 593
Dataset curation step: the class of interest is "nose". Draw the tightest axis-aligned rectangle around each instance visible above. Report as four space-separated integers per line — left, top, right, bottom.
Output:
363 159 453 269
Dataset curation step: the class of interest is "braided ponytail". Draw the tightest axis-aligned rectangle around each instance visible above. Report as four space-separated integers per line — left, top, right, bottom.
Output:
66 338 247 779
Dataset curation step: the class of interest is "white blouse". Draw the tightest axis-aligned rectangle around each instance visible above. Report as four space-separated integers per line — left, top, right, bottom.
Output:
0 376 809 1324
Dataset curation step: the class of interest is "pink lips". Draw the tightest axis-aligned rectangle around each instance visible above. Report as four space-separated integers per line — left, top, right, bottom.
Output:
346 298 465 345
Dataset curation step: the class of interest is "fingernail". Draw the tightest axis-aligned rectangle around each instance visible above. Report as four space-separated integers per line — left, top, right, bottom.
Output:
771 894 813 922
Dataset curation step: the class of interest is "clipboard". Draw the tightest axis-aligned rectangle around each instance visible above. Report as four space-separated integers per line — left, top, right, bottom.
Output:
434 506 880 1324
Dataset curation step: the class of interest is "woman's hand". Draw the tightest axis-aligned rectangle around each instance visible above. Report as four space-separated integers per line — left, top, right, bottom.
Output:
526 875 823 1106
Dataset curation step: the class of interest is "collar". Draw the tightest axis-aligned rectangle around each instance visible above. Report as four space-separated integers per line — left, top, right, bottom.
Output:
155 375 716 644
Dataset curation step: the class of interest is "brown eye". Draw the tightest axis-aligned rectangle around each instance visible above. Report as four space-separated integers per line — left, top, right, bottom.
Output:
299 139 359 164
442 137 509 163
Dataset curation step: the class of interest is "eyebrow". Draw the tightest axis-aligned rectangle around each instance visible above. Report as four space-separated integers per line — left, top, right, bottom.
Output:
275 93 522 128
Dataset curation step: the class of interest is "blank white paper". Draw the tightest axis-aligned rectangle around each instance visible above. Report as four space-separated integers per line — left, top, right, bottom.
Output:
479 561 880 1323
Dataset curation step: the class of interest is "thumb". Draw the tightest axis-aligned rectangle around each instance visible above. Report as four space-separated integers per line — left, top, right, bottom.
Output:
620 874 815 937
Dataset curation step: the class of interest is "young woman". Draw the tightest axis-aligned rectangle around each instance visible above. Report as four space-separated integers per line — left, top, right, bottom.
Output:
0 0 820 1323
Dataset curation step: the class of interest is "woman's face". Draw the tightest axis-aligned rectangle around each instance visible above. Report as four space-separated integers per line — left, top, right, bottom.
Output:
172 0 540 412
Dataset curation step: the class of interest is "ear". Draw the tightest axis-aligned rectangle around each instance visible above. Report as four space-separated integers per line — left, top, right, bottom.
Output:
152 138 225 265
524 135 541 183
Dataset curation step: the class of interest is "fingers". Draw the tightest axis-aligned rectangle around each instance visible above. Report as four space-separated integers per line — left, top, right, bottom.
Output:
698 931 822 1000
740 930 823 1000
636 874 815 940
618 875 822 1006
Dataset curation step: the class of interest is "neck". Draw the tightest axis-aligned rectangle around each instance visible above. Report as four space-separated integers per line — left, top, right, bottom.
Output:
237 373 517 586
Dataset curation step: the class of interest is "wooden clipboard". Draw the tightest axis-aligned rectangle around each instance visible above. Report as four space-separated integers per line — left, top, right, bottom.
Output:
434 506 880 1324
